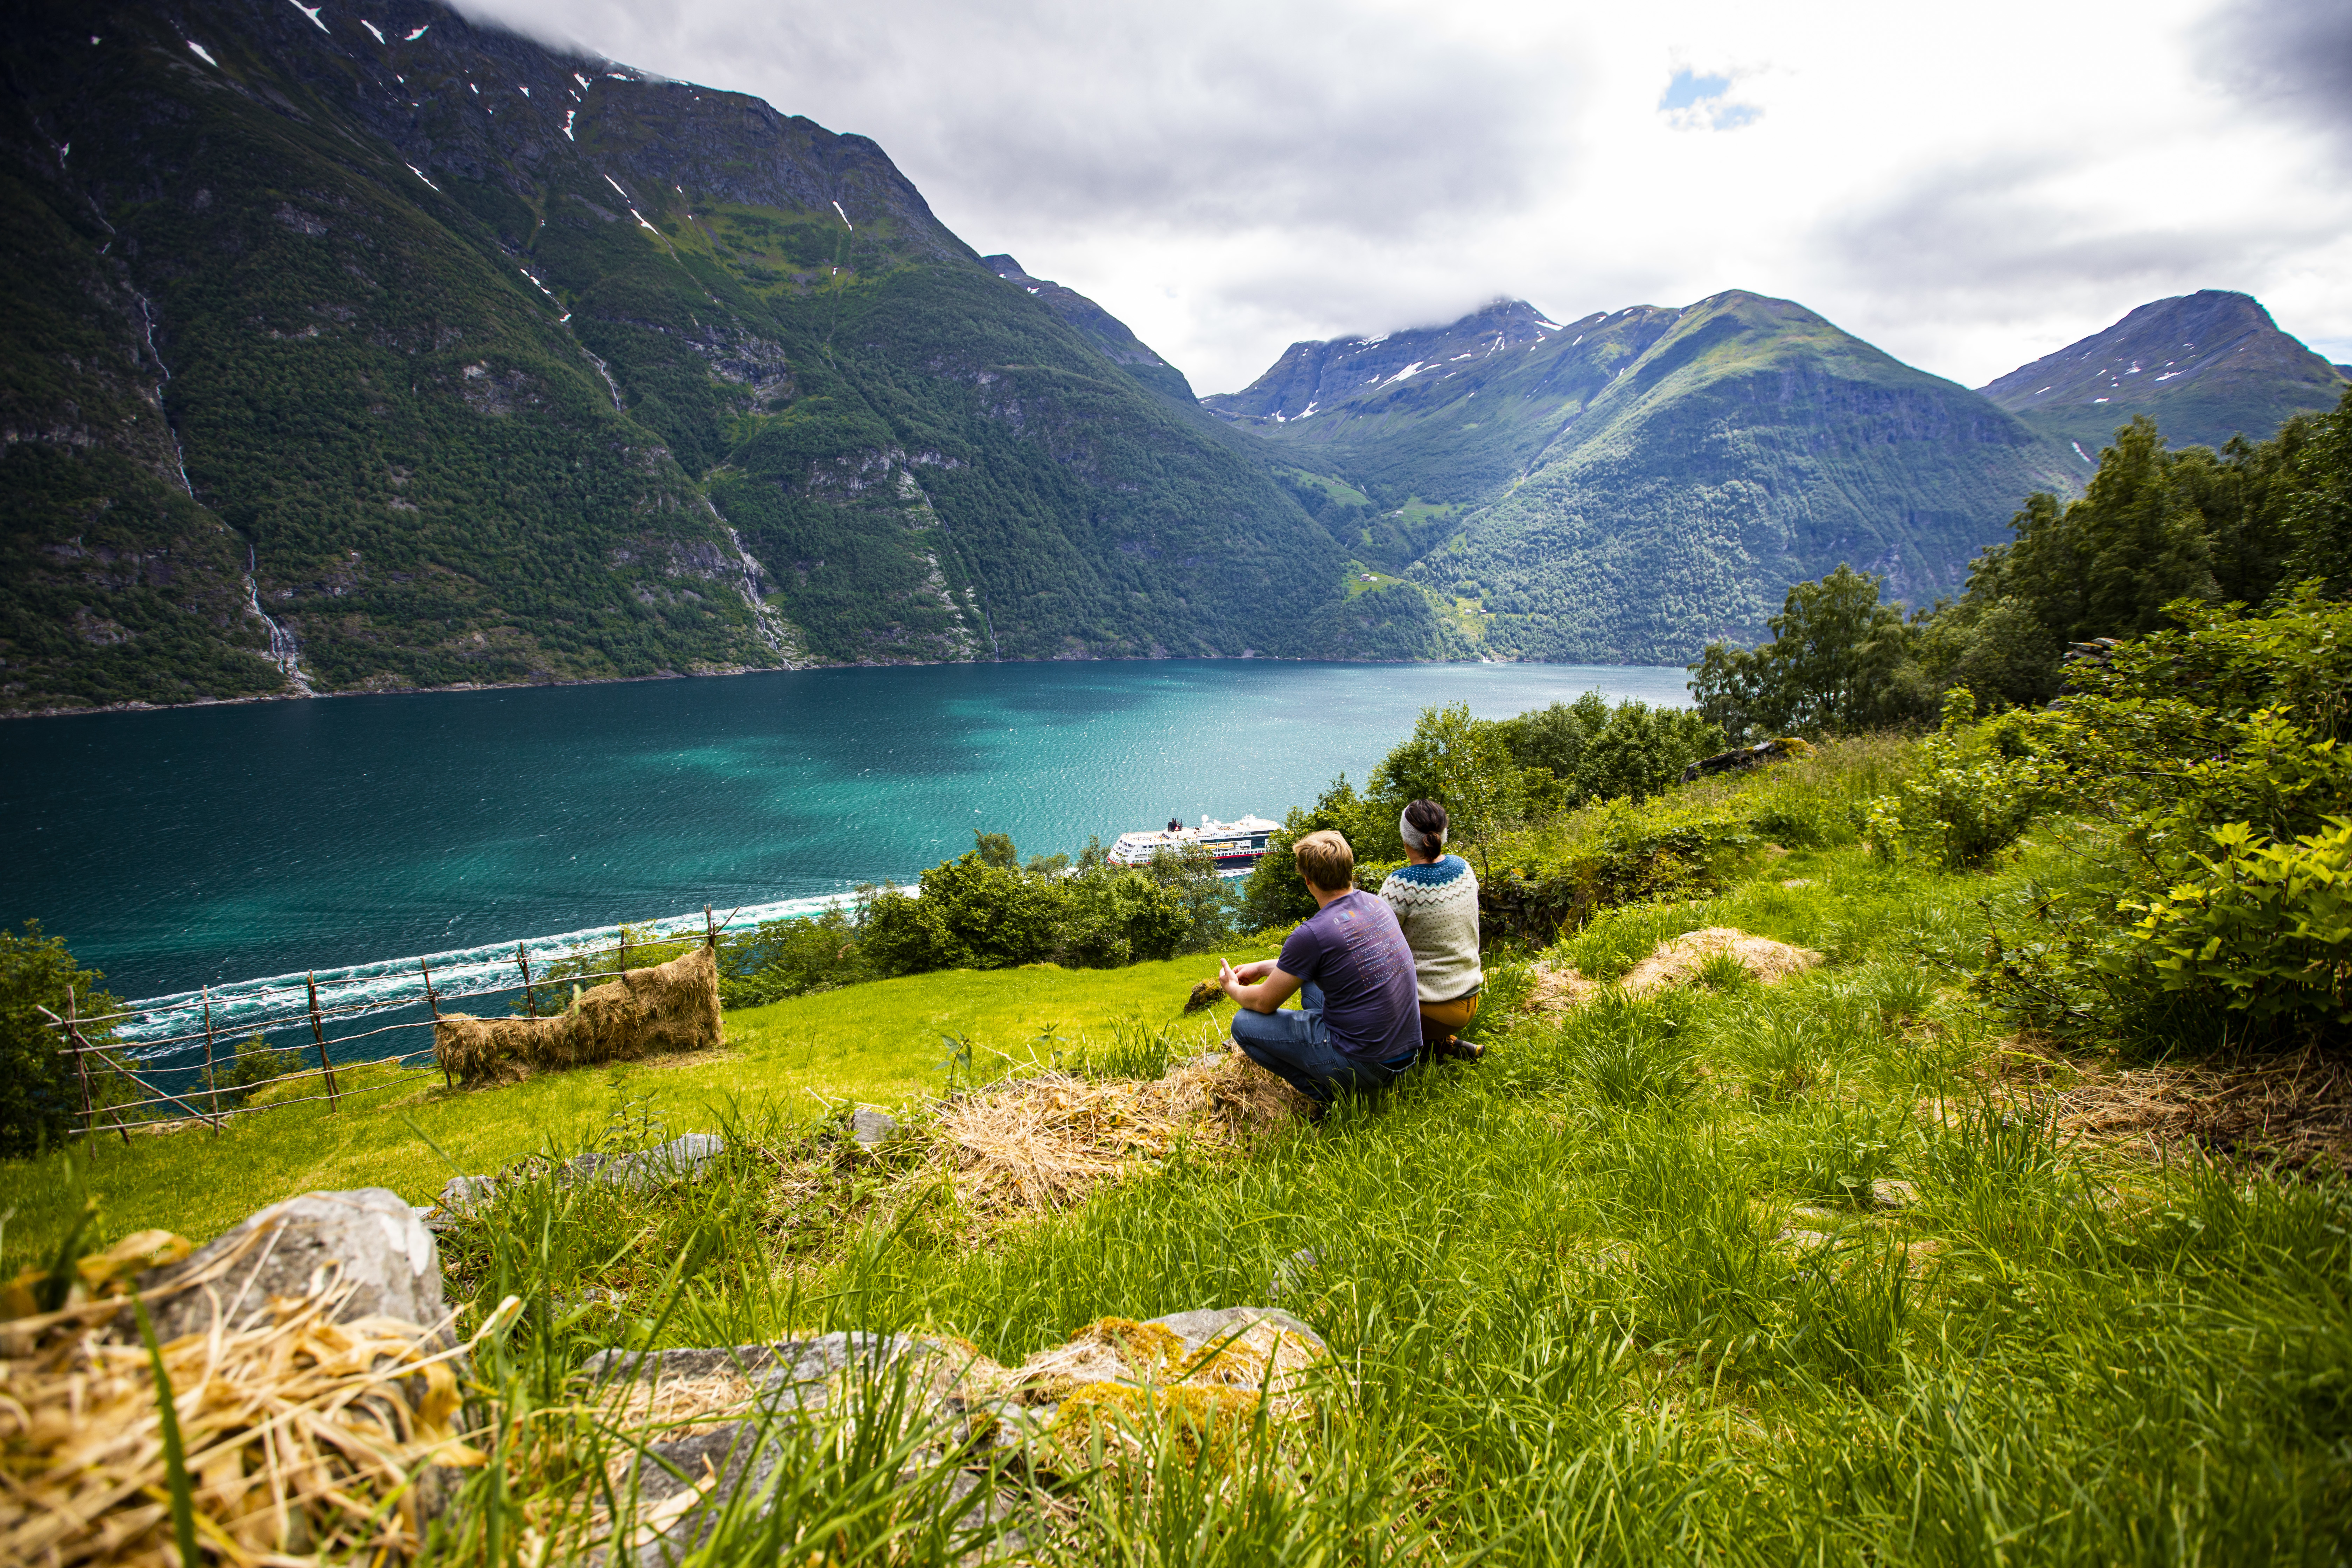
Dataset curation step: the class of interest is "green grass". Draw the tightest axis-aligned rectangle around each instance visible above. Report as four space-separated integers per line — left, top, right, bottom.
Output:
0 947 1272 1273
16 745 2352 1562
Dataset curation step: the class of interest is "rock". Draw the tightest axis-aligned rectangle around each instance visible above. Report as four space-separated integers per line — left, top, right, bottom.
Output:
850 1106 899 1147
427 1134 727 1227
584 1334 977 1564
1269 1246 1321 1301
1869 1179 1918 1210
1146 1305 1328 1358
434 1173 496 1219
599 1132 726 1191
136 1187 444 1344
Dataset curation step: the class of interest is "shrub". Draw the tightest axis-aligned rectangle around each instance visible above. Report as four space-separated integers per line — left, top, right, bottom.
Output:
2125 816 2352 1032
1864 689 2058 870
206 1033 307 1106
0 923 118 1157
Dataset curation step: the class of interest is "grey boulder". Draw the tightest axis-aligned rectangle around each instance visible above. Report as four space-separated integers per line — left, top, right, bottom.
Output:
136 1186 445 1343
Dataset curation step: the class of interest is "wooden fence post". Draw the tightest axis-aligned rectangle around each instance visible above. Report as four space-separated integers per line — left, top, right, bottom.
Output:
64 995 96 1146
67 991 128 1145
306 972 340 1110
420 958 451 1087
202 985 222 1136
517 943 538 1019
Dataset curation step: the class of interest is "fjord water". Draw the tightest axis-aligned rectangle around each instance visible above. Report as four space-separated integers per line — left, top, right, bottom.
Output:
6 660 1688 1011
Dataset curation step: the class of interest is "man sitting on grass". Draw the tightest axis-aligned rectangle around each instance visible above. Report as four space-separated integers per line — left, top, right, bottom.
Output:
1219 829 1421 1115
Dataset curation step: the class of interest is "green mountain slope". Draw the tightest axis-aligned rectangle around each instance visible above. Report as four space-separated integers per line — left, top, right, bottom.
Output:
982 255 1197 405
1978 290 2348 455
1204 299 1692 565
0 0 1425 714
1409 292 2078 662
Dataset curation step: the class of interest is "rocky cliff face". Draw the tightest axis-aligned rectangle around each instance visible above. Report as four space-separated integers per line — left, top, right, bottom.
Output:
1978 290 2347 455
0 0 1383 714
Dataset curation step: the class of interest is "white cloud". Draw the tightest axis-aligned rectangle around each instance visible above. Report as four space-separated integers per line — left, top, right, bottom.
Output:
455 0 2352 395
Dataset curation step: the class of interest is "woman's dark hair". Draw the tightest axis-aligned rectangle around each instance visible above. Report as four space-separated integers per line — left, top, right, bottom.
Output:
1404 798 1449 846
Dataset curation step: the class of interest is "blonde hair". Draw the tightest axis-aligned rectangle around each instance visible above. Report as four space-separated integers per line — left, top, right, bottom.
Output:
1292 829 1355 894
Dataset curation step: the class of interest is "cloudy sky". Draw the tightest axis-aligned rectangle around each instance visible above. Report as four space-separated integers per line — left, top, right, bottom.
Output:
460 0 2351 397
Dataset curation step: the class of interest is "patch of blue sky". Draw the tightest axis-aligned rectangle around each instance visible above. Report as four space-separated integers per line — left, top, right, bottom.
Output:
1659 69 1731 110
1660 68 1760 131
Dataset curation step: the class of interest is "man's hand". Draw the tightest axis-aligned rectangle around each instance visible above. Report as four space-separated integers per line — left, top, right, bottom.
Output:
1220 958 1301 1014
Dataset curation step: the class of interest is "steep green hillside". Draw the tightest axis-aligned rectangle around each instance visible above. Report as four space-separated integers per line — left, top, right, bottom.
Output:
0 0 1414 714
1205 298 1688 564
1979 290 2347 455
1425 292 2079 662
982 255 1197 405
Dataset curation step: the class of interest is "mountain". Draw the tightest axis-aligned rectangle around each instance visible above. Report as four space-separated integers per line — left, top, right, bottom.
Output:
1215 290 2079 660
1978 290 2348 455
0 0 1443 716
982 256 1195 405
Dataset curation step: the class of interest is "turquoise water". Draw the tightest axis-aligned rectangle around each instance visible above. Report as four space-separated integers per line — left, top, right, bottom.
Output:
5 661 1689 1022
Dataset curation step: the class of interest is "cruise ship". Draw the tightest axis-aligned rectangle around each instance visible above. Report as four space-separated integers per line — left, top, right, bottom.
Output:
1106 813 1282 872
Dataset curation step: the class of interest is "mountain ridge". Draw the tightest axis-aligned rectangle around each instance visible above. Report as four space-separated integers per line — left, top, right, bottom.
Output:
1976 289 2346 454
0 0 1469 715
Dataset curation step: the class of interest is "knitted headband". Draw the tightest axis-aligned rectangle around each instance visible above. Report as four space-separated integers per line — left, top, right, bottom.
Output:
1400 808 1447 852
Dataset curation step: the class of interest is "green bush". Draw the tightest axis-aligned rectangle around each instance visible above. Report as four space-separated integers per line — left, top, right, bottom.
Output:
0 923 119 1157
2126 816 2352 1030
1864 689 2058 870
205 1034 307 1107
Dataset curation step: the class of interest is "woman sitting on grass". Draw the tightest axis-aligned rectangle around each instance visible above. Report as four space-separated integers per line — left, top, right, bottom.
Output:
1380 799 1485 1062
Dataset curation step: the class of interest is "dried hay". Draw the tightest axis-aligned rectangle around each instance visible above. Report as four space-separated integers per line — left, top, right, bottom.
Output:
935 1049 1308 1213
434 942 722 1086
1524 962 1600 1016
1619 926 1822 997
0 1238 500 1568
2052 1043 2352 1170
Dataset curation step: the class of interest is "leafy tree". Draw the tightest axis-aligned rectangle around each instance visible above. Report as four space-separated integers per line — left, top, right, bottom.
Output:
1143 844 1241 954
0 922 119 1157
718 906 871 1007
1690 565 1919 742
2277 385 2352 598
1369 702 1528 875
1578 702 1725 804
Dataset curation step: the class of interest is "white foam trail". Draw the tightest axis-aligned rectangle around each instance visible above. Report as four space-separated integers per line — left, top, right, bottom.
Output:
111 890 885 1049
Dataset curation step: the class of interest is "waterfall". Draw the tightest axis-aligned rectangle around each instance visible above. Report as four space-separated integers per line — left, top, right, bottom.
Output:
245 543 315 694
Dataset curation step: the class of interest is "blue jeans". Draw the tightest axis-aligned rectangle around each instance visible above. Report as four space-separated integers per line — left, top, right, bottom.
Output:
1230 982 1417 1106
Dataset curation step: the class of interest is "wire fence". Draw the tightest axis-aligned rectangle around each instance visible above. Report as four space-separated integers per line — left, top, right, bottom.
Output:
40 912 727 1142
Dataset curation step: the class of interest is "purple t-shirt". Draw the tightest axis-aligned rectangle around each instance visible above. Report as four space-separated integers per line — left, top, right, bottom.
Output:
1277 891 1422 1062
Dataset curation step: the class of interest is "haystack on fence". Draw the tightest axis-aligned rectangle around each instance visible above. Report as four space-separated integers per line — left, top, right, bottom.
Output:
433 943 722 1085
38 908 733 1140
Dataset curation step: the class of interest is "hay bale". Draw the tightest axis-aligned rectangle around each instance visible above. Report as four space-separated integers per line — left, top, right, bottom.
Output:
1619 926 1822 997
434 943 722 1086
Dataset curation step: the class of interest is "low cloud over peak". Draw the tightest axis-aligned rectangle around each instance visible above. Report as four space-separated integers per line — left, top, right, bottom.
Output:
459 0 2352 394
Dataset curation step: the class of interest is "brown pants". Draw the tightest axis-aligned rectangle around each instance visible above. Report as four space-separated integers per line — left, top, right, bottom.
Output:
1419 992 1480 1047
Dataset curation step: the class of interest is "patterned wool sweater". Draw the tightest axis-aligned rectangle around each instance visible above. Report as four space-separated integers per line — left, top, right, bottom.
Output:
1378 854 1483 1003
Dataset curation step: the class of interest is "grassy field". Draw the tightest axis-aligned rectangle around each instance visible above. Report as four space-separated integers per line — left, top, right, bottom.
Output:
11 740 2349 1563
0 947 1273 1271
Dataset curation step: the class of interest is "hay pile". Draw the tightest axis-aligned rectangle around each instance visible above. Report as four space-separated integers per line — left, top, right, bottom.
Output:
1521 927 1822 1017
935 1049 1307 1213
435 943 722 1086
2053 1043 2352 1169
1525 962 1600 1016
1621 927 1823 997
0 1249 492 1566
